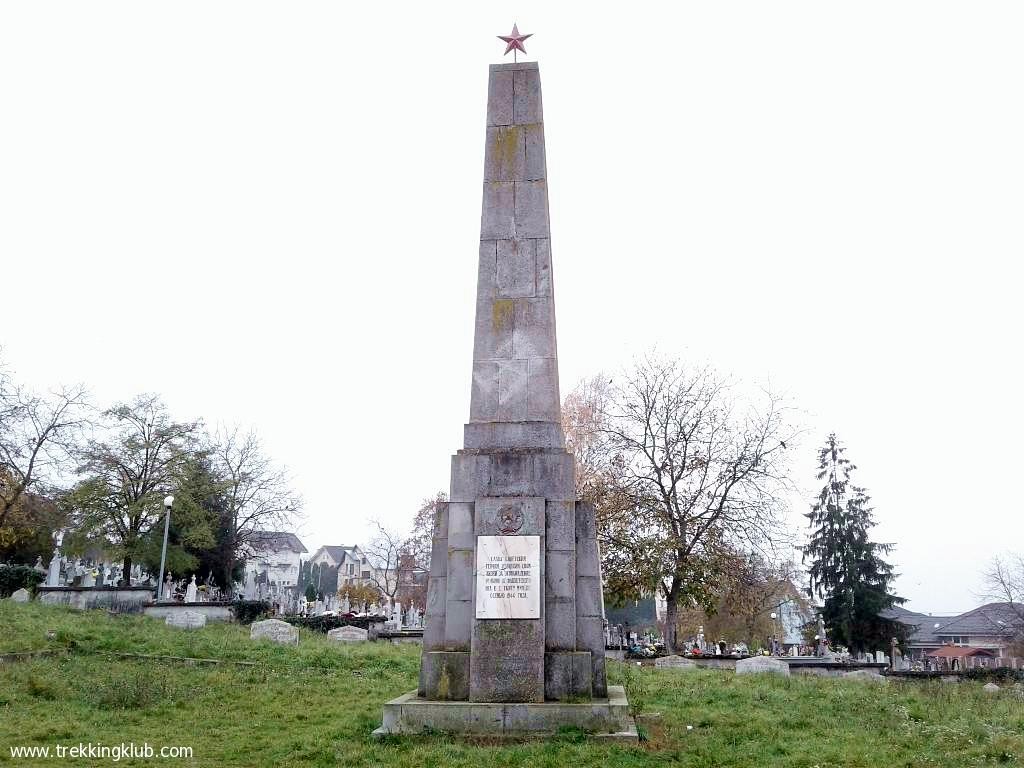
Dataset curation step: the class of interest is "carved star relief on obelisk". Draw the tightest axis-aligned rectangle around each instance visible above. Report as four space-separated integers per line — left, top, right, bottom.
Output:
498 23 532 62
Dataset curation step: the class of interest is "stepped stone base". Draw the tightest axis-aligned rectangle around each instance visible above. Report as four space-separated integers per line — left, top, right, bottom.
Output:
372 685 637 741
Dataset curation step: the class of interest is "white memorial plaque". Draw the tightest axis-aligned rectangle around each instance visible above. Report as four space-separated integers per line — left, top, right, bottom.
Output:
475 535 541 619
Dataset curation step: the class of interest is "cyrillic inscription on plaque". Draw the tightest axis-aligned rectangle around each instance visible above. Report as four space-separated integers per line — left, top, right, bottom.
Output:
475 535 541 619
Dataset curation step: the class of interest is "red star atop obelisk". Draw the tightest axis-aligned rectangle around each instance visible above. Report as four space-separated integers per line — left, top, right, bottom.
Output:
498 23 532 61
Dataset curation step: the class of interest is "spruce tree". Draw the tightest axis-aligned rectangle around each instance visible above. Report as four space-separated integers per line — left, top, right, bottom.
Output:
803 434 906 653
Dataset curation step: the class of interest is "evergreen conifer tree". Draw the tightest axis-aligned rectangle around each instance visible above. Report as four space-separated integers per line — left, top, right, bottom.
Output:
803 434 907 653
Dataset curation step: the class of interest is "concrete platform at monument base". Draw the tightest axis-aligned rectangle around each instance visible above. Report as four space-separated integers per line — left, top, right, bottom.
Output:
372 685 638 742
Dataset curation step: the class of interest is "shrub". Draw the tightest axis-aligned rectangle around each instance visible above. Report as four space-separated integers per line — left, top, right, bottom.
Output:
963 666 1024 683
233 600 271 625
0 564 45 597
282 615 380 634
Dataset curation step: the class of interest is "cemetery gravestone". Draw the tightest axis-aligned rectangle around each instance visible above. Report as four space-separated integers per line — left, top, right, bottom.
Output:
46 554 61 587
250 618 299 646
843 669 888 683
736 657 790 676
243 571 257 601
166 610 207 630
655 655 696 670
9 588 30 603
328 626 369 643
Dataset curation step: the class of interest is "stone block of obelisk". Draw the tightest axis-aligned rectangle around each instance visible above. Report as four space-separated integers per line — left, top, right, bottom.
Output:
416 61 607 706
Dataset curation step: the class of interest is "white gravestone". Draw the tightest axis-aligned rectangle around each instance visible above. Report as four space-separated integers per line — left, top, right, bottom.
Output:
328 625 369 643
166 610 206 630
843 669 888 683
475 535 541 619
736 656 790 676
250 618 299 646
46 553 62 587
9 588 31 603
185 576 198 603
243 570 257 601
655 655 696 670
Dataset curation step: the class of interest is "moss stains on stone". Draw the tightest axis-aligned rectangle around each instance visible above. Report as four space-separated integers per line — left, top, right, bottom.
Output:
492 299 514 333
493 126 522 178
437 667 450 700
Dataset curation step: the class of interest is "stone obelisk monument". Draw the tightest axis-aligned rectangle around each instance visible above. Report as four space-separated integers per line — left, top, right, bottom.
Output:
376 37 631 740
417 57 606 705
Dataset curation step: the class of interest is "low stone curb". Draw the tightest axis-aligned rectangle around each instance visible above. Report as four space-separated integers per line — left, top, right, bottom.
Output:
0 650 64 665
101 652 258 667
0 648 260 668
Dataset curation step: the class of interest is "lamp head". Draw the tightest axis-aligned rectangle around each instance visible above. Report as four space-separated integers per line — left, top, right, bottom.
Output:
164 495 175 509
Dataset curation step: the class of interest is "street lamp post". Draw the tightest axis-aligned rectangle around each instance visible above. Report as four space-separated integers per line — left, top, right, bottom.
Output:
156 495 174 601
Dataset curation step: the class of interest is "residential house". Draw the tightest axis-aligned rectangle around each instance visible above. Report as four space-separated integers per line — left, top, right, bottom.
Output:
246 531 307 588
306 545 381 597
885 602 1024 662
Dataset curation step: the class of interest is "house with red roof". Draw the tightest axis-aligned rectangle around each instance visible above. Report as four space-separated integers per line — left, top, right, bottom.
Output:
883 602 1024 665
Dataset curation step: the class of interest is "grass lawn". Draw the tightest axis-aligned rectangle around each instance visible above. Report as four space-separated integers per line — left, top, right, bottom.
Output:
2 602 1023 767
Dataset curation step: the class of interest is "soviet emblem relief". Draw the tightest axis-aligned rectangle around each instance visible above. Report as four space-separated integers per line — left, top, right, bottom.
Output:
497 504 524 534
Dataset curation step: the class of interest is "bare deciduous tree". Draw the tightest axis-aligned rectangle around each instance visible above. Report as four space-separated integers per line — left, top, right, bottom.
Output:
982 554 1024 607
361 495 444 611
981 554 1024 655
582 355 798 653
363 519 422 607
563 375 612 500
0 366 89 533
211 426 303 592
408 492 446 573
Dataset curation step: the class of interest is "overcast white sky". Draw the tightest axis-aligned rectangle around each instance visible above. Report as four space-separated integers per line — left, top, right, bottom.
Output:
2 2 1021 615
